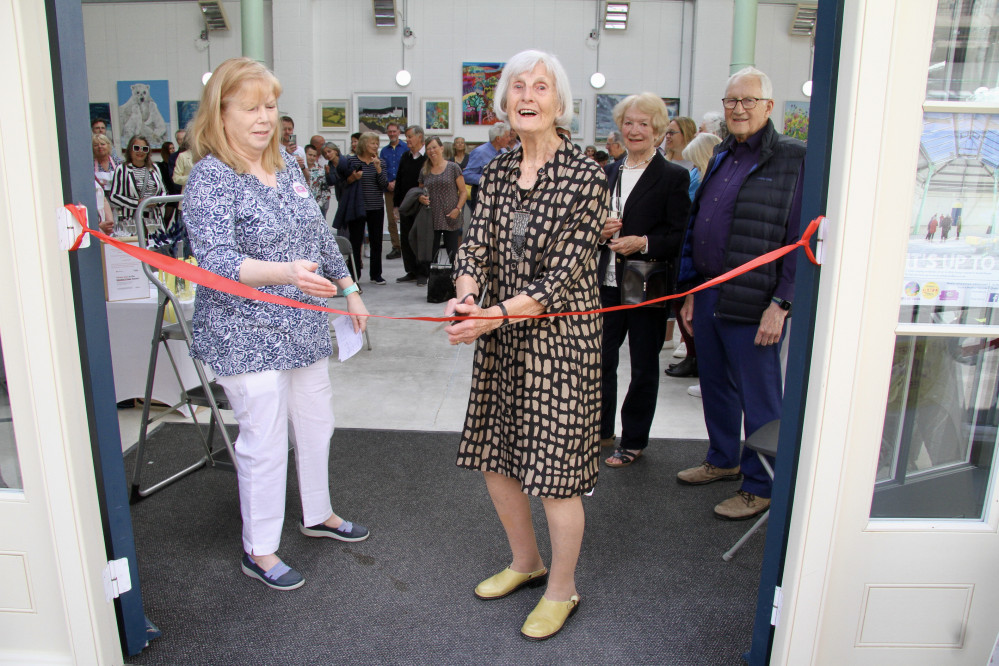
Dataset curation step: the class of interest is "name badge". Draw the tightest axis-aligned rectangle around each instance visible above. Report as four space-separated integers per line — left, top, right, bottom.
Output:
292 182 310 198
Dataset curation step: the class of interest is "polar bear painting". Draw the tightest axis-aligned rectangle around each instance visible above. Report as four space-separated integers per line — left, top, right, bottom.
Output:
117 81 169 147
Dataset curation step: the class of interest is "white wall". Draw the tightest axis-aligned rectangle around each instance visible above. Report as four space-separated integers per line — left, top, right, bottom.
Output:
83 0 814 150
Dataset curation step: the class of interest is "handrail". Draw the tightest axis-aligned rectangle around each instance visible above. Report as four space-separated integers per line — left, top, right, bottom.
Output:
133 194 191 335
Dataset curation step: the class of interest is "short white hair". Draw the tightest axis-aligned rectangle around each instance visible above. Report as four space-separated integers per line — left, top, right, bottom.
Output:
487 122 509 142
726 66 773 99
493 50 573 130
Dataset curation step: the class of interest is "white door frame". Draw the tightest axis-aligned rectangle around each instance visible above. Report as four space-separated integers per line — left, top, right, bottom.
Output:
0 0 121 662
772 0 999 663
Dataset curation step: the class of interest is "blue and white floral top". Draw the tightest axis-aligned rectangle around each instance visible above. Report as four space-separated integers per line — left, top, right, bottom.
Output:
183 152 349 376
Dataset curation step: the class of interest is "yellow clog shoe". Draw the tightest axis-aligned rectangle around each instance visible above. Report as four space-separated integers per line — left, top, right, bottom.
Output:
520 595 581 641
473 566 548 600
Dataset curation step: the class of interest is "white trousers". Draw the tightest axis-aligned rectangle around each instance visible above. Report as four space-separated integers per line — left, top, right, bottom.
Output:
216 359 335 556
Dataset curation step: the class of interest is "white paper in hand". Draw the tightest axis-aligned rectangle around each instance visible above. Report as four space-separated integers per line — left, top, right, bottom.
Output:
332 315 364 362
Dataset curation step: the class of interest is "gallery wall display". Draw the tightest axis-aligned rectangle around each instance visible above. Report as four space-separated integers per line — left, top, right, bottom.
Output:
116 79 171 148
176 101 199 134
662 97 680 120
783 101 809 142
422 97 454 135
462 62 504 125
89 102 114 146
594 93 627 139
353 93 411 135
318 99 350 132
570 98 584 136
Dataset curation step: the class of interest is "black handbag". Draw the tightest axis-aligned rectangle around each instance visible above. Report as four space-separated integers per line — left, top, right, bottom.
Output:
427 248 456 304
620 259 672 307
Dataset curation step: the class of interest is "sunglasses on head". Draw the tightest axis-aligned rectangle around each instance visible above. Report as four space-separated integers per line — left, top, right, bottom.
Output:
132 145 150 153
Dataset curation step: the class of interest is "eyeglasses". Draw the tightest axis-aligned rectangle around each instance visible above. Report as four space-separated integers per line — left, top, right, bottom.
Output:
663 130 680 136
131 145 150 153
722 97 769 110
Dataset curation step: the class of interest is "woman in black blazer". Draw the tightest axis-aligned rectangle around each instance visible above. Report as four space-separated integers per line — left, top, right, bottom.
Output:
598 93 691 468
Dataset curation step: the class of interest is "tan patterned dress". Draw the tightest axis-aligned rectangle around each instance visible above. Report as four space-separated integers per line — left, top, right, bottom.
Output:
454 139 607 498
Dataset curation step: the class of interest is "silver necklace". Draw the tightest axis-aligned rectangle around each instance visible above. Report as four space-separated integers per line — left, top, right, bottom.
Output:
622 152 654 170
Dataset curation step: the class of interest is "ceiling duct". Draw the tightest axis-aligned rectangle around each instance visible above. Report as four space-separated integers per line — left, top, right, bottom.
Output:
789 3 817 36
197 0 229 32
373 0 397 28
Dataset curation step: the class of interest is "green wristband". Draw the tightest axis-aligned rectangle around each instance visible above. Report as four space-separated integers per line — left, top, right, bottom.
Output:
342 283 359 297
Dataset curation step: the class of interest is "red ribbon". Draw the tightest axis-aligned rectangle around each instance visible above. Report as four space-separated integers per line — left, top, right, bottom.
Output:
67 204 822 324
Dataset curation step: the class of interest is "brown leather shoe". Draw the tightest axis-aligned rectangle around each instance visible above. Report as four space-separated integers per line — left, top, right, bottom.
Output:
676 461 741 485
714 490 770 521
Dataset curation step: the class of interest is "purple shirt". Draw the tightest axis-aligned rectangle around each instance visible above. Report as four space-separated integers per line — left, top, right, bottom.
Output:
690 127 801 303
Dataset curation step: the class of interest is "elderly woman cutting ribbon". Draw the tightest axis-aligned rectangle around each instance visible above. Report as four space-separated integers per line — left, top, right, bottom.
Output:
446 49 606 641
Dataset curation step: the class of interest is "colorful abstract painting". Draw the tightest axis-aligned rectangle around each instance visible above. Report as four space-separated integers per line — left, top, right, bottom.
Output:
422 98 453 135
783 101 809 142
462 62 504 125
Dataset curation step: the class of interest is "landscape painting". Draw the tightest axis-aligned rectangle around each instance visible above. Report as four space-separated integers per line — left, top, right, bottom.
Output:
318 99 349 131
594 93 627 139
354 94 410 135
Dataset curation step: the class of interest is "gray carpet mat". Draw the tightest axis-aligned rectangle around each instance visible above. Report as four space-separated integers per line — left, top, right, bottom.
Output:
124 424 765 665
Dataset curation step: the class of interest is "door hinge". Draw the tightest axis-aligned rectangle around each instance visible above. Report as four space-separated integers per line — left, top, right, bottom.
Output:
771 585 784 627
102 557 133 601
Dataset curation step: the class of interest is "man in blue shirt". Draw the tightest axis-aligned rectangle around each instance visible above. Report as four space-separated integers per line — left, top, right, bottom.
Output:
462 122 511 209
675 67 805 521
380 122 408 259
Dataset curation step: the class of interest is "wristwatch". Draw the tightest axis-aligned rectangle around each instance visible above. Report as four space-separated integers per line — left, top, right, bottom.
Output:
771 297 792 312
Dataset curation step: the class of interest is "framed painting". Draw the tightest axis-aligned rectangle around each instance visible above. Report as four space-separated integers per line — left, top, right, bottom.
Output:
116 79 171 148
89 102 114 144
662 97 680 119
594 93 627 139
569 98 584 136
176 100 199 134
353 93 411 135
783 101 809 142
462 62 504 125
422 97 454 135
317 99 349 132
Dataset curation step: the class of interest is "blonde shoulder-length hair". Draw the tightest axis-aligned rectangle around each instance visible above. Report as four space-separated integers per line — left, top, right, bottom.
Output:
682 132 722 174
189 57 285 173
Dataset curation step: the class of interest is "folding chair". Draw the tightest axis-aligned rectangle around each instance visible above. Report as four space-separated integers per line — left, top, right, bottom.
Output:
722 419 780 561
127 195 239 503
334 234 372 351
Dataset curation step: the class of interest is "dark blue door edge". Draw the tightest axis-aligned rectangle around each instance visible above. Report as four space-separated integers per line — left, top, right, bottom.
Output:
748 0 846 664
45 0 148 656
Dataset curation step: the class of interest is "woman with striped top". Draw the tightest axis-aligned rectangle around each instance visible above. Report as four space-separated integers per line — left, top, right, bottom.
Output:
344 132 388 284
109 134 165 237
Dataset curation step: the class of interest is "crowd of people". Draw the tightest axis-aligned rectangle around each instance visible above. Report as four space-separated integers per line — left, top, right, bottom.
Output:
94 51 805 643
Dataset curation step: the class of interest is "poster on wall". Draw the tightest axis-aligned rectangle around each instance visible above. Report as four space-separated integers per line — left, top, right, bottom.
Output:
176 101 199 135
462 62 504 125
353 94 411 135
116 79 170 148
783 101 809 142
317 99 349 132
594 93 627 139
422 98 454 135
89 102 115 146
662 97 680 119
570 99 583 136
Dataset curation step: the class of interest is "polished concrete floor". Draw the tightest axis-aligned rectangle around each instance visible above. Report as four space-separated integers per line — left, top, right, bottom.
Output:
116 239 710 454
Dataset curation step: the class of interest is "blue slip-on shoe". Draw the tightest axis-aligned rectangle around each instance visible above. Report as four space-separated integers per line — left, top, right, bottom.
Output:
299 520 370 542
240 553 305 591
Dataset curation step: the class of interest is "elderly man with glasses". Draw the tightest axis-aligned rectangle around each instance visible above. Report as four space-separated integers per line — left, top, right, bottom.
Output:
674 66 806 521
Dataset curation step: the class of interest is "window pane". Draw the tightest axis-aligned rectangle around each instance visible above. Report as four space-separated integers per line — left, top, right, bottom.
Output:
872 335 999 519
0 336 22 492
901 110 999 324
927 0 999 102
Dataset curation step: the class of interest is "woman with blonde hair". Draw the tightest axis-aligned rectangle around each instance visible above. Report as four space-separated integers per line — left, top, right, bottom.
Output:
598 93 690 467
184 56 370 591
109 134 165 236
682 131 722 200
661 116 697 168
342 131 388 284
